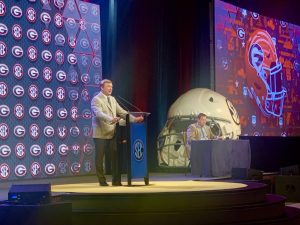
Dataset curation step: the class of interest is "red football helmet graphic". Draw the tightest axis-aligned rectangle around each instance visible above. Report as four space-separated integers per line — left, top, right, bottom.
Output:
245 29 287 117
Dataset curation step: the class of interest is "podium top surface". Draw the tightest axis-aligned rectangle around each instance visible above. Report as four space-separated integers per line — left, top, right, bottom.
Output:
128 112 151 117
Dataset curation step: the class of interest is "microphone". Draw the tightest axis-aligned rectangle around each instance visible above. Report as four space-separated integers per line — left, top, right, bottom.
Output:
114 97 130 126
115 96 130 113
116 96 150 119
117 95 143 112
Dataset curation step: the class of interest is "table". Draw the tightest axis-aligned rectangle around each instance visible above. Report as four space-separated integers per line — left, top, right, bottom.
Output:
190 140 251 177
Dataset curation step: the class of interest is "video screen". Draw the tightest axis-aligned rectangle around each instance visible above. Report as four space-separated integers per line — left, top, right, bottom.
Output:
215 0 300 136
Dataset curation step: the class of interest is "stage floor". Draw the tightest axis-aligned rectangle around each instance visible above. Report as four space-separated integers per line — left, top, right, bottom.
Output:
2 173 300 225
52 180 247 194
0 173 232 200
1 172 299 208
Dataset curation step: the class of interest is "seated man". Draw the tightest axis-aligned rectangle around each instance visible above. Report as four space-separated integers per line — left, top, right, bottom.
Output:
186 113 214 158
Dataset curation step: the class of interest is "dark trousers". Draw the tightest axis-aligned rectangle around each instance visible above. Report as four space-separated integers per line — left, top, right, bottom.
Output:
94 137 121 183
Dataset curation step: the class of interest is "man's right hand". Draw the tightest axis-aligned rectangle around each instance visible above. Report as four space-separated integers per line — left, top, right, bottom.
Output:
111 117 121 123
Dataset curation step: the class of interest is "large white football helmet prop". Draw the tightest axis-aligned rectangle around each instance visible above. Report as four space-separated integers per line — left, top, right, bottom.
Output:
157 88 241 167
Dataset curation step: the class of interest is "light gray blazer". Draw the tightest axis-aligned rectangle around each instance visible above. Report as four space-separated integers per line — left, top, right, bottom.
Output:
186 123 214 144
91 91 128 139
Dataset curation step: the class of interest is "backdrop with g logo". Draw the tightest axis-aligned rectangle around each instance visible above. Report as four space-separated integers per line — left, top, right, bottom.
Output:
0 0 101 180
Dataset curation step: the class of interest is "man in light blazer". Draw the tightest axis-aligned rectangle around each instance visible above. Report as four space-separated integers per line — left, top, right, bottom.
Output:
91 79 143 186
186 113 215 158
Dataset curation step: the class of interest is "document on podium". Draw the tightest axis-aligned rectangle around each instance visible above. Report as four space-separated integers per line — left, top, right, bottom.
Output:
190 140 251 177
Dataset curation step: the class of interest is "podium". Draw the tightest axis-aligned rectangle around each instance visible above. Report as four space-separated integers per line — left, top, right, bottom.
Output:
191 140 251 177
125 112 150 185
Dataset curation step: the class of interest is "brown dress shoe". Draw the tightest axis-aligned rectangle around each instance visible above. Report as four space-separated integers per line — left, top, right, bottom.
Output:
99 181 109 186
112 182 122 186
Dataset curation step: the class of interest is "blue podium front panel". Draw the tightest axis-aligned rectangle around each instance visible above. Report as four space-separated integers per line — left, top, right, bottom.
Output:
130 122 147 178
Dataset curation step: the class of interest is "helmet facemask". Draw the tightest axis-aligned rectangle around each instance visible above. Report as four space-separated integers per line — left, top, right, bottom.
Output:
247 30 287 117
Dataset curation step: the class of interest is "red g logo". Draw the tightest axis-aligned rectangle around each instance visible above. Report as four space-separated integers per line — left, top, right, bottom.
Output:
45 163 56 175
14 125 26 138
29 106 40 118
27 28 38 41
55 33 65 46
0 104 10 117
56 70 67 82
15 165 27 177
54 0 65 9
91 23 100 33
67 53 77 65
12 46 24 58
44 126 55 137
58 144 68 156
40 12 51 24
28 67 39 79
41 50 52 62
0 23 8 36
0 145 11 157
0 64 9 76
57 107 68 119
13 85 25 98
83 144 93 155
42 87 53 99
30 144 42 157
71 162 81 174
11 6 22 19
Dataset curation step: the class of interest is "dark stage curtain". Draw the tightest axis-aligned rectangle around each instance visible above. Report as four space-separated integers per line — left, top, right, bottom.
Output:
86 0 212 170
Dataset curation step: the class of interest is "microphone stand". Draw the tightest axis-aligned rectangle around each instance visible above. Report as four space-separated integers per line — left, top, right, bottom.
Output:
117 95 143 112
